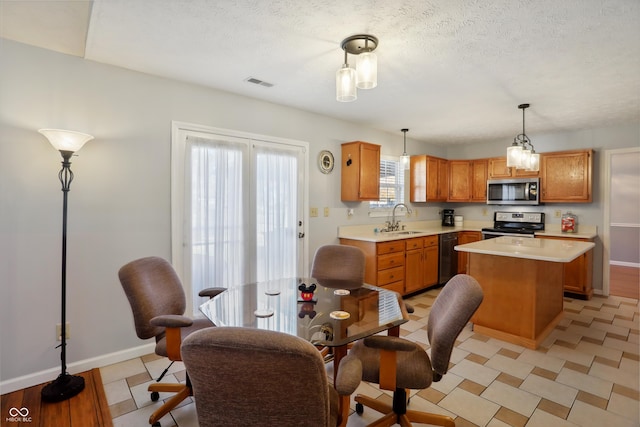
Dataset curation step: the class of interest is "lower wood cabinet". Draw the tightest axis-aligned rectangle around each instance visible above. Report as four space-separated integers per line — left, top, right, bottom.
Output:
339 236 439 296
536 235 594 299
457 231 482 274
339 239 404 294
423 236 439 288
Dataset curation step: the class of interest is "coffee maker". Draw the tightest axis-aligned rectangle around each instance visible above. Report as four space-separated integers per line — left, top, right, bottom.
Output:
442 209 455 227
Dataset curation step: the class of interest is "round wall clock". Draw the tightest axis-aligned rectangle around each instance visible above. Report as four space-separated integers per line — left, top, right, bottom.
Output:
318 150 334 174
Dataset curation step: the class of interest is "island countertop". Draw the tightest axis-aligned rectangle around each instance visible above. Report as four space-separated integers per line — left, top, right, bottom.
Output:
455 236 595 263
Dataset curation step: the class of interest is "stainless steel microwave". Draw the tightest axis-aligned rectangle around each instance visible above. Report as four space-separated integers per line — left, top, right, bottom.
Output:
486 177 540 205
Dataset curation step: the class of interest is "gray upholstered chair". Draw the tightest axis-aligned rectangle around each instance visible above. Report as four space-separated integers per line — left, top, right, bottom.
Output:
347 274 484 427
118 256 225 427
181 326 362 427
311 244 366 285
311 244 415 313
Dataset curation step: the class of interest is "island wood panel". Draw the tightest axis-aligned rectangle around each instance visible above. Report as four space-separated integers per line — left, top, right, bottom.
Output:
468 253 564 349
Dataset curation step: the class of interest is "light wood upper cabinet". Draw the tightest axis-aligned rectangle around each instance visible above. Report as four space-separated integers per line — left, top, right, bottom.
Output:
410 155 448 202
471 159 488 201
540 149 593 202
341 141 380 201
448 160 471 202
448 159 487 202
488 157 512 178
488 156 539 179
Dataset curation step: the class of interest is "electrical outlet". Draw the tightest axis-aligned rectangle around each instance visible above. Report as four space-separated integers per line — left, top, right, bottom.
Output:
310 207 318 217
56 322 70 341
324 207 330 217
482 208 488 216
554 210 562 218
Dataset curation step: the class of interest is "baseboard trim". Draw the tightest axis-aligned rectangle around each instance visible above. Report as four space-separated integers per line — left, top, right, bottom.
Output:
0 343 155 394
610 261 640 268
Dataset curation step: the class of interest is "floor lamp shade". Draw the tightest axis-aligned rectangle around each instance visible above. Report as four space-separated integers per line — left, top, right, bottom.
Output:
39 128 93 402
38 129 94 153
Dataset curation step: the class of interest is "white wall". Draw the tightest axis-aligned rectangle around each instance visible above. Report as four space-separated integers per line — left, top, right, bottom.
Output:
0 40 435 386
1 39 638 388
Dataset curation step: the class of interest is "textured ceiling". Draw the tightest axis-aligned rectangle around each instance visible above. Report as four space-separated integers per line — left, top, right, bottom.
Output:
2 0 639 144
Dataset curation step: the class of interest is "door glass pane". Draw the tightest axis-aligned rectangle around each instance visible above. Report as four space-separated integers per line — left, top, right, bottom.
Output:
255 146 299 281
188 137 246 312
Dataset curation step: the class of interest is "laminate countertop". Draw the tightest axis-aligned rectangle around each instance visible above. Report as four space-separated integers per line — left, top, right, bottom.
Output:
455 236 595 263
338 221 597 243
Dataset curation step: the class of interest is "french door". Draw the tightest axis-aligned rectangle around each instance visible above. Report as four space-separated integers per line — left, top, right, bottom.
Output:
171 122 308 315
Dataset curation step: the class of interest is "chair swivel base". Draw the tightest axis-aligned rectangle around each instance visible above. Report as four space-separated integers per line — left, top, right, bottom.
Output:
147 382 192 426
355 393 455 427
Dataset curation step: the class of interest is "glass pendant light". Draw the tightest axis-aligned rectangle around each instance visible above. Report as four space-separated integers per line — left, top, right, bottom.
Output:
336 50 357 102
400 128 410 170
527 150 540 171
506 142 523 168
508 103 539 171
356 51 377 89
337 34 378 101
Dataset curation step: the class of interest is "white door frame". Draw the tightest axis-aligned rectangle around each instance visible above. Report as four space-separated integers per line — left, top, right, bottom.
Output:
171 121 310 314
602 146 640 296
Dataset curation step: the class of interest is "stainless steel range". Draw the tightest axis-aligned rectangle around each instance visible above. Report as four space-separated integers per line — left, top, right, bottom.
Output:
481 211 545 239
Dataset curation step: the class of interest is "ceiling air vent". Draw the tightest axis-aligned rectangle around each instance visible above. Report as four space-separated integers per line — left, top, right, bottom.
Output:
245 77 274 88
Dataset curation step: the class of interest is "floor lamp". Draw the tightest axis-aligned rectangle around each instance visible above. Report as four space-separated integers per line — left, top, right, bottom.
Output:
38 129 94 402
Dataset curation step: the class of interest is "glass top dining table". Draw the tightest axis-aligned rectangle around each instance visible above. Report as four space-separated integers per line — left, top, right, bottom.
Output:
199 277 409 348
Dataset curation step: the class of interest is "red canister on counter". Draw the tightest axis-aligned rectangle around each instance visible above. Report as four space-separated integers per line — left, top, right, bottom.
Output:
561 212 577 233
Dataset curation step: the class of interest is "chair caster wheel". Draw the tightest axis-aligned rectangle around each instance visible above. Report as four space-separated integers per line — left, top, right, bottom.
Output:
355 403 364 415
150 391 160 401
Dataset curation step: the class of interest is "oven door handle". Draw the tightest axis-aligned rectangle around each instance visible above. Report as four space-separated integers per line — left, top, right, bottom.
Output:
482 231 535 239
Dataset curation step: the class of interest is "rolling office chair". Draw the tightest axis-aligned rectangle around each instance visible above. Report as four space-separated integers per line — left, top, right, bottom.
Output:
118 256 225 427
311 244 366 361
311 244 366 284
180 327 362 426
311 244 414 313
347 274 484 427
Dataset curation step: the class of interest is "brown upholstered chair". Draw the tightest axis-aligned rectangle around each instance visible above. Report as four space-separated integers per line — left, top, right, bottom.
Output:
118 256 225 427
347 274 484 427
181 326 362 427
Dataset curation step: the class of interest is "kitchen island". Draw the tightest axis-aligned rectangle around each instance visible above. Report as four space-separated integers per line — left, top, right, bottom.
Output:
455 236 595 349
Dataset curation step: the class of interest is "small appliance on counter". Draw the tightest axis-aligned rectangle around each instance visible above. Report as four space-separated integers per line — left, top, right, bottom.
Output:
561 212 578 233
442 209 455 227
454 215 464 227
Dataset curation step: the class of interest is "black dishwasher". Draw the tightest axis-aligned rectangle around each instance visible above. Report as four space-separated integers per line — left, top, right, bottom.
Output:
439 232 458 284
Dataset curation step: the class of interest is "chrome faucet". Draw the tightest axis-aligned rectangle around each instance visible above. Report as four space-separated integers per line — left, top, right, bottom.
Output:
387 203 411 232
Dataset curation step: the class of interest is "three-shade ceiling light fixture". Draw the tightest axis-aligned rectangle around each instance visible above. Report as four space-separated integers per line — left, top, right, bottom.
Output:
506 103 540 172
336 34 378 102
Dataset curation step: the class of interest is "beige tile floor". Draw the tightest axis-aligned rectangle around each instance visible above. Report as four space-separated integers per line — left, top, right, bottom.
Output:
101 290 639 427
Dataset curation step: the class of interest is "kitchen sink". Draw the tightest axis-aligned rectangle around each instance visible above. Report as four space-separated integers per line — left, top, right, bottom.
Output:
388 230 423 235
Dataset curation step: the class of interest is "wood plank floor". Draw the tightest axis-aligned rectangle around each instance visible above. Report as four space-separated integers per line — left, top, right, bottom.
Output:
610 264 640 299
1 369 113 427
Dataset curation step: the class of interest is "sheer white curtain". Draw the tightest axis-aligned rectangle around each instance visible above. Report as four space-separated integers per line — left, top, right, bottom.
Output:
184 134 303 316
255 146 298 281
187 136 247 313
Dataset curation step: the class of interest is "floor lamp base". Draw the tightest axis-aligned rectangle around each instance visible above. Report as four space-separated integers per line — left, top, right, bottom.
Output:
41 373 85 402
